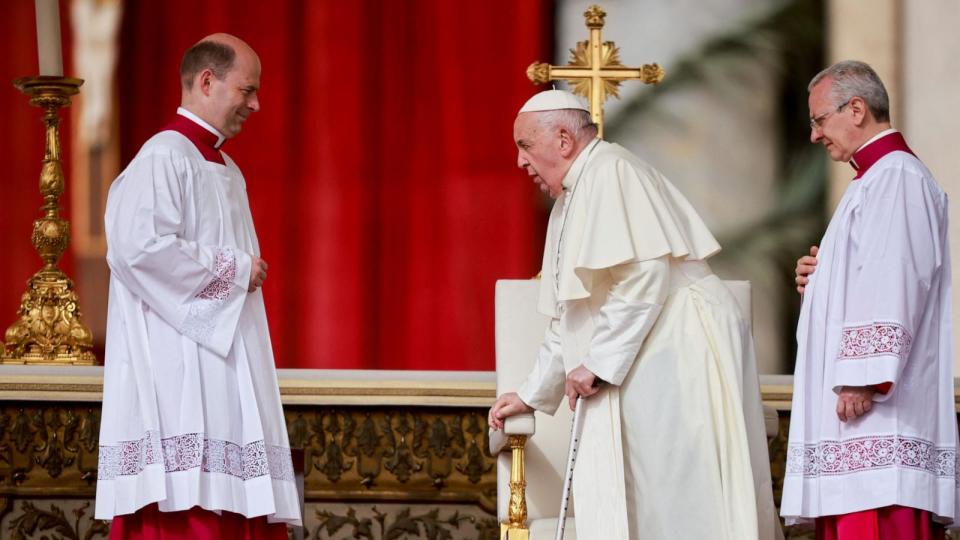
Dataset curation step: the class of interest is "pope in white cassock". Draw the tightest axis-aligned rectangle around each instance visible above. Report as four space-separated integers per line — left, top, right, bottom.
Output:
488 90 780 539
95 34 300 538
784 61 958 539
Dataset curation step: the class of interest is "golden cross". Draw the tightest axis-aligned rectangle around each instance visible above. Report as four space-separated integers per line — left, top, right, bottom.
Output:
527 5 664 139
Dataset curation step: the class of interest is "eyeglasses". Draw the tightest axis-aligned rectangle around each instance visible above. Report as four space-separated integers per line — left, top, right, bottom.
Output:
809 100 852 130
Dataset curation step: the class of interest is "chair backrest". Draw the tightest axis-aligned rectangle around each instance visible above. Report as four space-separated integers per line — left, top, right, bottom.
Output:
494 280 573 522
493 278 753 522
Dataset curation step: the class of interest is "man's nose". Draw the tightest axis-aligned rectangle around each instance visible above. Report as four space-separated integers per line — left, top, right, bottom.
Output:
810 127 822 144
248 95 261 112
517 153 527 169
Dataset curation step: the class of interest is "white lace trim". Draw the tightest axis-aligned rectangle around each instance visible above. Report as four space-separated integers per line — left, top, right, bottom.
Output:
839 321 912 361
787 435 958 479
98 430 294 482
182 247 237 343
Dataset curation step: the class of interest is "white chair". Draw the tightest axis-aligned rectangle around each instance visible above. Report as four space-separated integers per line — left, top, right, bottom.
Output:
489 279 779 539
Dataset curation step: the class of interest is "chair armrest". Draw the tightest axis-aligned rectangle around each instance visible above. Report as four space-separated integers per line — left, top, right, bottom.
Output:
763 404 779 439
488 413 536 454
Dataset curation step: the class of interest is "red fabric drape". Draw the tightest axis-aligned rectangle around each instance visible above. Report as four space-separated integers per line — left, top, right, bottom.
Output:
111 1 552 369
0 1 75 335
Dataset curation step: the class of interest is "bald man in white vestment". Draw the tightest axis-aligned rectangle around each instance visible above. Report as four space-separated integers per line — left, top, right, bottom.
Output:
96 34 300 538
488 90 780 539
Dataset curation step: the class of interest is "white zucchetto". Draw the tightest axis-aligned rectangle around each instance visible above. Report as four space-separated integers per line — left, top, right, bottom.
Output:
519 89 590 113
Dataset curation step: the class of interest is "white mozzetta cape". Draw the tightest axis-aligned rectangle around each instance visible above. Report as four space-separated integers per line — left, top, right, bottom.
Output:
96 121 300 525
518 139 781 539
781 133 959 527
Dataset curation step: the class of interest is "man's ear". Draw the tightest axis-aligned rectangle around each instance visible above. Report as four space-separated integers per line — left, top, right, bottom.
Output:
197 69 215 96
558 128 576 158
849 96 869 126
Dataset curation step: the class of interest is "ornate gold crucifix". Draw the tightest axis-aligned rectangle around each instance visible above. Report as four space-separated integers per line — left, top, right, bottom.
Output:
527 4 665 139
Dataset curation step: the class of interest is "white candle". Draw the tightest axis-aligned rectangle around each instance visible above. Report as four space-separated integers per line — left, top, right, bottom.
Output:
35 0 63 76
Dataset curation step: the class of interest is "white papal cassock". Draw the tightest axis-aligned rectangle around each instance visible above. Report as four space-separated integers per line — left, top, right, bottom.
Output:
517 138 780 539
95 109 301 525
781 130 960 527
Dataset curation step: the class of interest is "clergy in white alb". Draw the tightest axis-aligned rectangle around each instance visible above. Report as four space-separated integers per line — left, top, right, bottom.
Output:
783 61 958 537
488 90 781 540
96 34 300 536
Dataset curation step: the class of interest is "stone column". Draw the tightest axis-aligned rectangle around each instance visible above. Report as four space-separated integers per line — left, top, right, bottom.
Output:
825 0 901 212
901 1 960 372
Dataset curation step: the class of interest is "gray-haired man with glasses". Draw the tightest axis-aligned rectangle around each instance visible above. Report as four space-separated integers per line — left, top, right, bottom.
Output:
783 60 957 537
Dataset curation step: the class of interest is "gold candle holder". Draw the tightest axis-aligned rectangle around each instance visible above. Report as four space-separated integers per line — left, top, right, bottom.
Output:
1 76 95 365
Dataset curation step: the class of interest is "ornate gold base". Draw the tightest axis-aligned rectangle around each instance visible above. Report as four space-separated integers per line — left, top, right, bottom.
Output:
2 268 95 365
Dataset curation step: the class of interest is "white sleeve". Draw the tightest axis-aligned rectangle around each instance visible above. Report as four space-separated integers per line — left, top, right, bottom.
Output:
834 167 945 401
582 256 670 386
517 318 566 415
105 151 253 357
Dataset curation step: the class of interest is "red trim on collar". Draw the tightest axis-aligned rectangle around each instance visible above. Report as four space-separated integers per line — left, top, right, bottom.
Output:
162 114 226 165
849 132 914 179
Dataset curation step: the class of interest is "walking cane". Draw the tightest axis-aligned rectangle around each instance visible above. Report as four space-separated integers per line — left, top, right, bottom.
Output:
554 395 586 540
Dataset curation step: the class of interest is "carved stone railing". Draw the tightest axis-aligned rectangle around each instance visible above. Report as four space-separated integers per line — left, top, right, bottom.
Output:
0 367 504 539
0 368 951 539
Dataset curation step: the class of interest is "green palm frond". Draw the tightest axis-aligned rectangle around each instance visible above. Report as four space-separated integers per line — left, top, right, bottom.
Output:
606 0 824 142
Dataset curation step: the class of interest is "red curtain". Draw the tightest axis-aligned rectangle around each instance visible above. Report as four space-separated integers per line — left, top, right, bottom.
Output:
111 1 552 369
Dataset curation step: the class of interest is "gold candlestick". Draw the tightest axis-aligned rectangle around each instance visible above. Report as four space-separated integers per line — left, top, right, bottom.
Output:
2 76 95 365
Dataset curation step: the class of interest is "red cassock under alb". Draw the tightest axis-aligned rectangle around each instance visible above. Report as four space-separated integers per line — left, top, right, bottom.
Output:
108 504 288 540
816 505 945 540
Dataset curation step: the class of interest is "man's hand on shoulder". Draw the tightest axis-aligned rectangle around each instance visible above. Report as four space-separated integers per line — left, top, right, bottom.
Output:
565 365 599 411
248 255 268 292
795 245 819 294
836 385 875 422
488 392 533 431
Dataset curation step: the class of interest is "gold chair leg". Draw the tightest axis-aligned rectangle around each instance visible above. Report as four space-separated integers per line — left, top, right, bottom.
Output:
500 435 530 539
